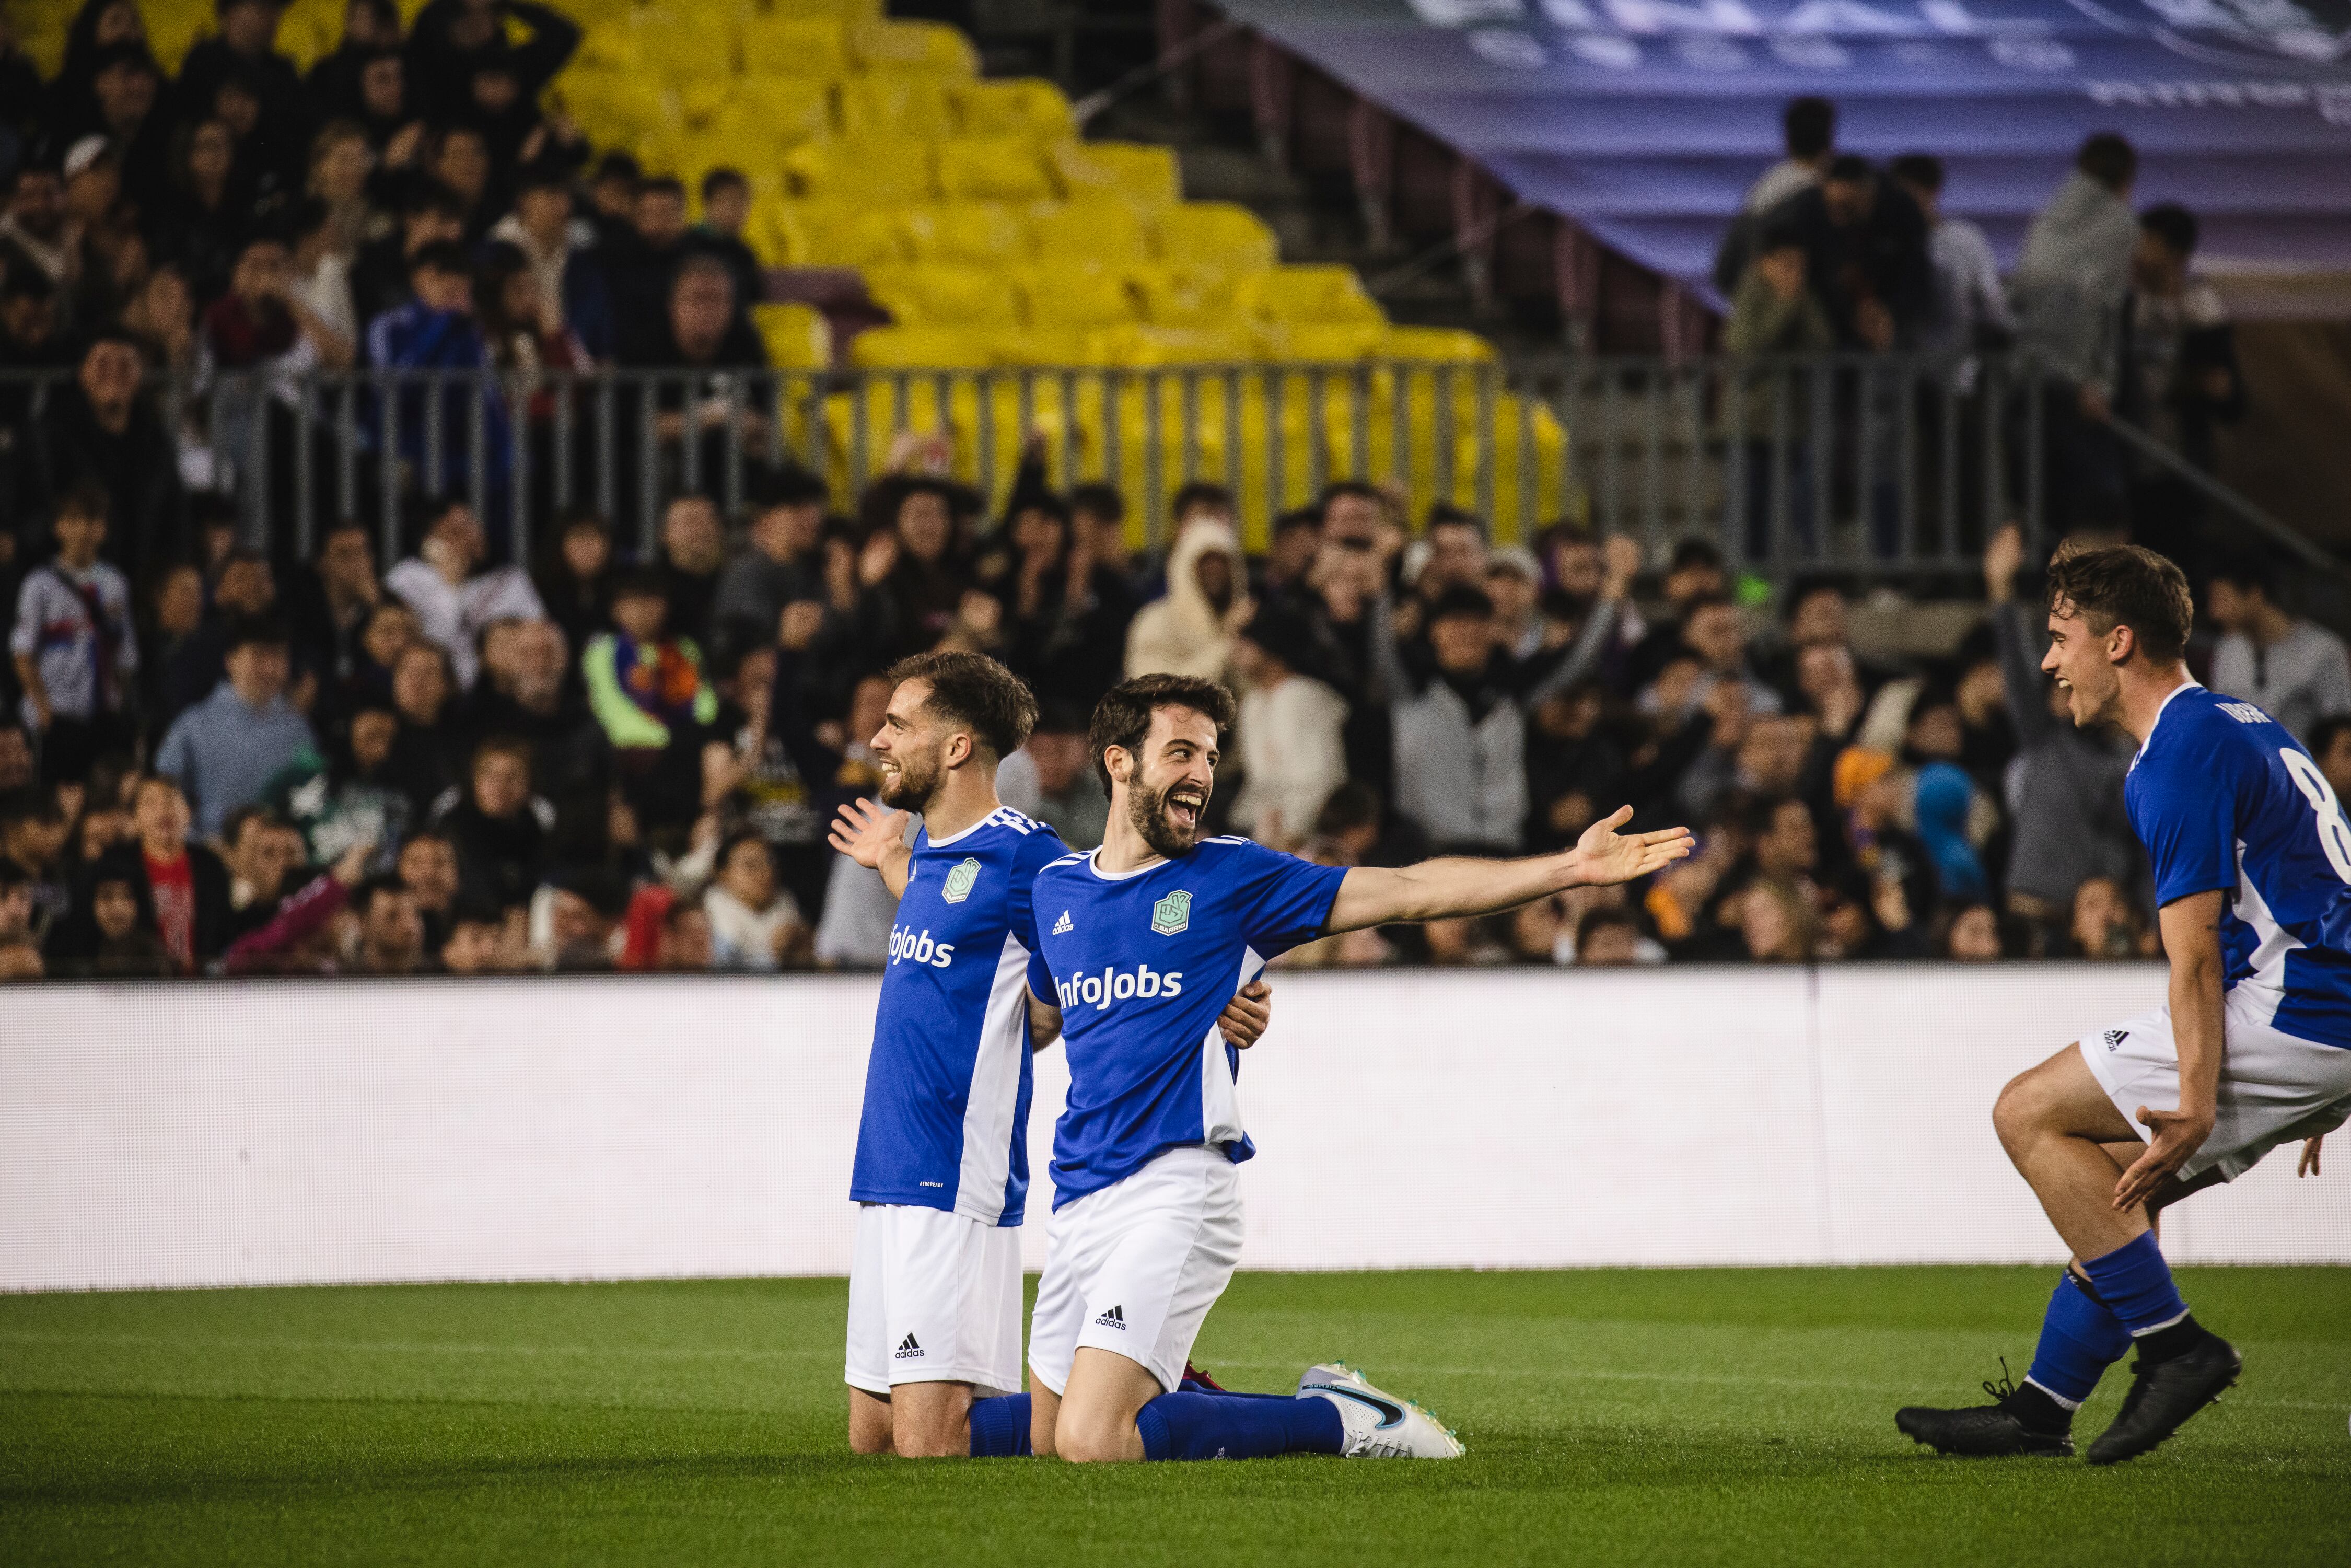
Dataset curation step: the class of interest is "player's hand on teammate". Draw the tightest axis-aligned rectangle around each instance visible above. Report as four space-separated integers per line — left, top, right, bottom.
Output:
2298 1134 2324 1178
1217 979 1273 1049
1572 806 1695 887
829 798 911 869
2113 1101 2216 1211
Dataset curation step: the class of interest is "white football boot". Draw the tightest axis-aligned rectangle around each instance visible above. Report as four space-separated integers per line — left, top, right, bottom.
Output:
1296 1361 1466 1459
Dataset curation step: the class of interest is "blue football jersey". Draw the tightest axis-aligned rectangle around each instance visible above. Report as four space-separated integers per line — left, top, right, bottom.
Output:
2128 682 2351 1048
849 808 1065 1225
1030 835 1348 1207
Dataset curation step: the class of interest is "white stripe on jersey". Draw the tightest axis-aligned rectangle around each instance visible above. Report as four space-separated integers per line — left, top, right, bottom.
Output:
1196 945 1265 1151
955 931 1039 1226
2230 835 2300 1028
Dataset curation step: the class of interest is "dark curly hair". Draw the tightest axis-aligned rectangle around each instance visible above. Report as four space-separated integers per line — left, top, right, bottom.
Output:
1088 673 1236 790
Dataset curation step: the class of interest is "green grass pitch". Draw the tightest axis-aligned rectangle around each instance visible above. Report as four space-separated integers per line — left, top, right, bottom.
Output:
3 1267 2346 1566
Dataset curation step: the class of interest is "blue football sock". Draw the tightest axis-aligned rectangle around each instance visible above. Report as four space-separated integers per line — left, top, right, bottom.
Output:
2023 1271 2132 1406
2079 1232 2190 1335
968 1394 1032 1457
1135 1391 1345 1461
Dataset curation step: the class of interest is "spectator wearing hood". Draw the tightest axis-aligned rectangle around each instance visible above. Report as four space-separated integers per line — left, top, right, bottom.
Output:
1125 518 1250 684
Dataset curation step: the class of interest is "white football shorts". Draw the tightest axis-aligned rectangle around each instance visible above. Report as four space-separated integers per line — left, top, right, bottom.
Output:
1027 1144 1244 1397
2082 986 2351 1182
843 1202 1024 1399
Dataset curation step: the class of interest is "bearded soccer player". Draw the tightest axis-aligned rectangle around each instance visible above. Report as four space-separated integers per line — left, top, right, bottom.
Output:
1898 543 2346 1464
1022 673 1694 1464
827 652 1271 1459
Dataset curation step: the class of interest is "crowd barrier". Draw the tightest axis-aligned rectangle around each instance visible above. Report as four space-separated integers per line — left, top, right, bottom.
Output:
4 963 2344 1293
2 350 2048 572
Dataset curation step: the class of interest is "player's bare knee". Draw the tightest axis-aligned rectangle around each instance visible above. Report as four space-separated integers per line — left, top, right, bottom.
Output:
1992 1062 2056 1151
1054 1423 1128 1464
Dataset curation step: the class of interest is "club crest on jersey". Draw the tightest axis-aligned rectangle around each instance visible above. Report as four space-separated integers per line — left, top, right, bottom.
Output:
1151 889 1192 935
941 856 981 903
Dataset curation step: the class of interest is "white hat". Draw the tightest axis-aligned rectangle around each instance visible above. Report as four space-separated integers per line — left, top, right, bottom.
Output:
63 135 111 181
1485 544 1542 583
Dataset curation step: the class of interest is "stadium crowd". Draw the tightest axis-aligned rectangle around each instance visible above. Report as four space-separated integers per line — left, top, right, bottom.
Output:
0 3 2331 979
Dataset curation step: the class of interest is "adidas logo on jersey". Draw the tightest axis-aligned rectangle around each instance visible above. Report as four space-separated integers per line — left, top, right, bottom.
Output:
1093 1305 1126 1330
1052 911 1073 935
894 1333 924 1360
1056 964 1184 1013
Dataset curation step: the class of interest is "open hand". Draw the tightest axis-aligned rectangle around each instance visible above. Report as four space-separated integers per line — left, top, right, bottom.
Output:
1574 805 1695 887
828 798 910 869
1217 979 1273 1049
2113 1104 2215 1211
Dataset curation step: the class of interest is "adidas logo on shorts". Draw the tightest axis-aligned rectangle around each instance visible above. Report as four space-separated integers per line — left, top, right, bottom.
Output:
1092 1305 1126 1330
2104 1029 2129 1051
894 1333 923 1360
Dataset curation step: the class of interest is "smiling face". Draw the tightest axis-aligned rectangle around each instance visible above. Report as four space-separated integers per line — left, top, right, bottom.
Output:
871 679 963 812
1109 704 1218 860
2040 596 2127 729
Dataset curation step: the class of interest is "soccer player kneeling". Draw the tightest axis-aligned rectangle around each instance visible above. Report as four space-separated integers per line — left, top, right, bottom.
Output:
1022 675 1694 1462
1898 543 2348 1464
828 654 1273 1460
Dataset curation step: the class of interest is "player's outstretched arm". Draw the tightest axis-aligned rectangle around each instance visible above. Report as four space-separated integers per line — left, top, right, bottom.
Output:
2115 890 2227 1211
828 798 913 898
1325 806 1693 933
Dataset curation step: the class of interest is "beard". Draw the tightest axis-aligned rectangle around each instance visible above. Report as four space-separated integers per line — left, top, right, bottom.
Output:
878 744 942 811
1128 775 1208 860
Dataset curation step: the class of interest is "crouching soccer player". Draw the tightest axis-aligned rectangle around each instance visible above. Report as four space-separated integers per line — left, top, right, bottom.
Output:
827 652 1274 1458
1024 675 1695 1463
1898 543 2348 1464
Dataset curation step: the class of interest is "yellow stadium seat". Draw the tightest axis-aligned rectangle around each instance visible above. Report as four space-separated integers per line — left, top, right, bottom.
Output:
784 139 936 202
572 24 639 70
1087 324 1259 367
1049 142 1183 208
848 326 995 369
1259 321 1390 362
621 10 712 77
739 15 847 76
863 264 1022 331
935 139 1055 204
1126 263 1259 328
771 202 910 266
850 18 977 76
1018 264 1137 331
720 79 832 147
1152 203 1280 272
899 203 1032 267
556 69 669 139
833 73 955 140
951 79 1075 142
1383 327 1496 363
753 304 833 370
1029 201 1150 265
1237 266 1387 327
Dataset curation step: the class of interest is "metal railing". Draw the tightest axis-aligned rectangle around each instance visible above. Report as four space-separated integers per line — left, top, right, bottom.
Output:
3 354 2073 575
